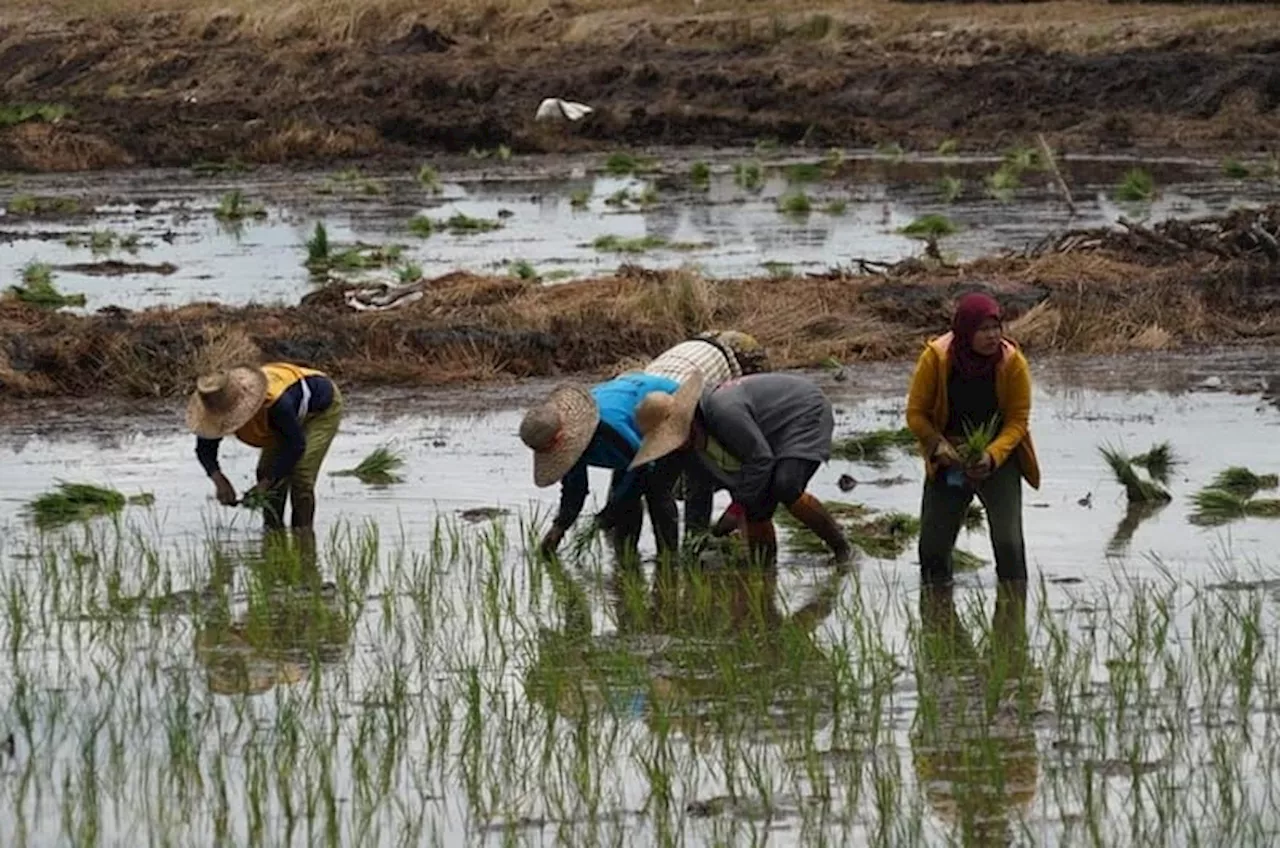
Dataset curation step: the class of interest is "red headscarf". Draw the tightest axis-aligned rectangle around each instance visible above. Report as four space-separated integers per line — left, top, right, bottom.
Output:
950 292 1003 379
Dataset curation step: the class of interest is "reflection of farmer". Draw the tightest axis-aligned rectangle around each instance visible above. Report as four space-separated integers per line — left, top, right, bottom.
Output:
912 582 1041 847
194 531 351 696
188 363 344 530
906 293 1040 585
629 373 852 565
520 374 683 562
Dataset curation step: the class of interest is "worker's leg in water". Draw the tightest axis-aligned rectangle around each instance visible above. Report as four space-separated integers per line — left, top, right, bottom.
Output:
742 490 781 568
642 455 682 560
917 474 973 586
977 459 1027 581
608 469 645 568
255 447 288 531
776 459 851 563
288 389 344 529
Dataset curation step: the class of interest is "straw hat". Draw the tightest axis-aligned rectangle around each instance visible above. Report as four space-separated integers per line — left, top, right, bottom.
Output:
186 366 268 439
629 371 704 470
519 384 600 487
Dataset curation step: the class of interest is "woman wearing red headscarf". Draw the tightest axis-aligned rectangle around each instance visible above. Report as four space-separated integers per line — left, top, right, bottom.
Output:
906 292 1040 585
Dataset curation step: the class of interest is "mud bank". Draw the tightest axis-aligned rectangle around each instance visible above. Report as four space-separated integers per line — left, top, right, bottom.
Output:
4 206 1280 399
2 1 1280 171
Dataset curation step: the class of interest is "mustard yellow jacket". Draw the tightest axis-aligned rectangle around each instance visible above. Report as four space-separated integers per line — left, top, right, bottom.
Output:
905 332 1041 489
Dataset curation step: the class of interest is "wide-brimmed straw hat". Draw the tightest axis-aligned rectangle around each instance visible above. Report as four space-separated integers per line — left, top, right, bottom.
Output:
629 371 704 470
186 366 268 439
520 384 599 487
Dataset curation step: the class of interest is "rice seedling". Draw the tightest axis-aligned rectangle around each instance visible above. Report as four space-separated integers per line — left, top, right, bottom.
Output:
89 230 116 252
306 222 330 268
951 549 985 572
569 188 590 208
496 144 512 161
1130 442 1179 483
24 482 151 529
963 503 985 531
689 161 711 187
605 152 641 176
1115 168 1156 203
936 138 959 157
440 213 502 234
190 157 251 176
591 234 667 253
754 137 780 153
6 194 82 216
985 165 1021 201
778 192 812 216
408 215 435 237
958 416 1000 467
509 259 538 281
823 199 848 215
1003 145 1044 172
761 261 793 279
734 161 764 191
213 189 267 222
118 233 141 252
0 102 71 127
604 189 632 208
832 428 917 464
417 164 443 193
1205 467 1278 499
876 141 905 163
397 262 424 284
8 262 86 309
939 176 963 203
899 214 958 239
823 147 844 172
785 162 825 184
638 184 659 206
332 446 406 486
1221 158 1250 179
1100 445 1171 503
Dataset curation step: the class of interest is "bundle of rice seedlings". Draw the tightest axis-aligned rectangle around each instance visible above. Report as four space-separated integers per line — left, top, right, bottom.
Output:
952 549 985 572
1191 487 1280 527
8 262 86 309
26 483 151 529
831 428 916 464
1131 442 1179 483
332 446 405 485
958 416 1001 466
1209 467 1279 498
1099 445 1171 504
964 503 985 531
850 511 921 560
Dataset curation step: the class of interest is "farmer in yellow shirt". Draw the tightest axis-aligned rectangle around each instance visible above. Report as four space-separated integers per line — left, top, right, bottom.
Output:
187 362 343 530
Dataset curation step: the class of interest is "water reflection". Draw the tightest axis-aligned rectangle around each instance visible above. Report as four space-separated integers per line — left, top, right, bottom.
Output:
911 582 1041 847
193 529 352 697
525 558 849 742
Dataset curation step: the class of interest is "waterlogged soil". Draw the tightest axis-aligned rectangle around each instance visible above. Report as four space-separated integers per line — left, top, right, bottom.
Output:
3 352 1280 844
0 152 1275 310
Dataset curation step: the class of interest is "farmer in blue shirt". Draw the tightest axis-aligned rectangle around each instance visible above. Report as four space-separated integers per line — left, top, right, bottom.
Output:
520 373 682 562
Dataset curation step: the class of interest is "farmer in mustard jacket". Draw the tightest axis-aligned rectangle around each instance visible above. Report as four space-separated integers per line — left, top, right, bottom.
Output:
187 362 343 530
906 292 1040 585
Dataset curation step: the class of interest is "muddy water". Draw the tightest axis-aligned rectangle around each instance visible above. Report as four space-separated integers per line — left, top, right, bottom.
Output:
3 351 1280 846
0 150 1274 311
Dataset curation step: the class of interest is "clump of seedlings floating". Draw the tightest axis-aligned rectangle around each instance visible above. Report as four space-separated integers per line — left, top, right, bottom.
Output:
1190 488 1280 527
332 446 406 486
776 500 922 559
25 482 153 529
408 213 503 237
832 427 917 464
899 214 959 239
1131 441 1180 483
1100 444 1171 503
592 234 667 253
305 222 403 274
213 189 268 222
7 262 85 309
1208 466 1278 498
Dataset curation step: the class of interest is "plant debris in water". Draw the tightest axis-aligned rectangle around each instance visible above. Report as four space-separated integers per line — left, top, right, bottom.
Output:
26 483 152 528
332 446 405 485
832 428 916 464
1100 445 1171 503
1208 466 1279 498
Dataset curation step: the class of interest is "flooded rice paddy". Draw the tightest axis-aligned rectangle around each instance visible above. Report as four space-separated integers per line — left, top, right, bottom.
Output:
1 149 1277 311
3 351 1280 845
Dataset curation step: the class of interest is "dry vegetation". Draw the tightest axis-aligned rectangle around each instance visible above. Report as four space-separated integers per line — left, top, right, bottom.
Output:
1 0 1278 170
4 235 1279 398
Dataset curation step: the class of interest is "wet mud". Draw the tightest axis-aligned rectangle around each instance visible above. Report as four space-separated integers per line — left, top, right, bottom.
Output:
1 4 1279 171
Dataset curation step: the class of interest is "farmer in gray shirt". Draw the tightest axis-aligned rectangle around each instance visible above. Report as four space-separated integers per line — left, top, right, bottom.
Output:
630 372 852 565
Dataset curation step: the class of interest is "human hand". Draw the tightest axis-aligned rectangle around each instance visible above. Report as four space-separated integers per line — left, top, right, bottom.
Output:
539 525 565 556
932 440 962 468
212 472 238 506
966 452 995 481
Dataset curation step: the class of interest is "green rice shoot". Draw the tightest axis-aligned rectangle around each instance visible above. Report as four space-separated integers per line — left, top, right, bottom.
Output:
831 428 917 464
26 482 151 529
958 416 1001 465
1100 445 1171 503
332 446 406 486
1209 467 1279 498
1131 442 1179 483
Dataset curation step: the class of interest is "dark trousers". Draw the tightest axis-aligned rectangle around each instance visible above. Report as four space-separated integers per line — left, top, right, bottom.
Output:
918 459 1026 584
608 457 682 563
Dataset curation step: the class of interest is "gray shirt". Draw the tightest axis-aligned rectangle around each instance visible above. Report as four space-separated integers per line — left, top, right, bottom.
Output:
690 374 833 518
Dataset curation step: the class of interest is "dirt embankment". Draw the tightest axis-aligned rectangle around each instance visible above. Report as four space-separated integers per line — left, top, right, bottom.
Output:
1 1 1280 171
3 206 1280 400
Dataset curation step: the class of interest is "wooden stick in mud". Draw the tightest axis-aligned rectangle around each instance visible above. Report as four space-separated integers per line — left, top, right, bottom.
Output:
1037 133 1077 218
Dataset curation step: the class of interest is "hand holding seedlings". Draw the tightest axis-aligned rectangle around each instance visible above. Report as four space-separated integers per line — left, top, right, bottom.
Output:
932 440 962 467
212 471 238 506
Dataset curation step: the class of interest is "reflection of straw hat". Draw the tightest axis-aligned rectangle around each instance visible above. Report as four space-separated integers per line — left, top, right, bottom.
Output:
519 384 599 487
628 371 704 470
186 366 268 438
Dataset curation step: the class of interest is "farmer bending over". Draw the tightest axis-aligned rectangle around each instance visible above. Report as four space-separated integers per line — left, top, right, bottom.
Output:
630 372 853 566
521 373 683 563
188 362 344 530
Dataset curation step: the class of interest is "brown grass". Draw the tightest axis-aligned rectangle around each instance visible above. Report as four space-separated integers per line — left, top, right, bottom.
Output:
5 245 1280 399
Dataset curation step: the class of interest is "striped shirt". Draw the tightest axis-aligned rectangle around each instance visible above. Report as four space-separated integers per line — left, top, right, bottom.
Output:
643 339 739 388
